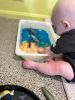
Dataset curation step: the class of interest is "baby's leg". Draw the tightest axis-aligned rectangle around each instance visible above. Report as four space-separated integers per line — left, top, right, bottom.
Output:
23 59 74 81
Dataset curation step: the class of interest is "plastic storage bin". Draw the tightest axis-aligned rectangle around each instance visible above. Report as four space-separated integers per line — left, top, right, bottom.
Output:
15 20 56 61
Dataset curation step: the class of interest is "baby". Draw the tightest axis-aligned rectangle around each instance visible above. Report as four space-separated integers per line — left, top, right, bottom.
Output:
23 0 75 82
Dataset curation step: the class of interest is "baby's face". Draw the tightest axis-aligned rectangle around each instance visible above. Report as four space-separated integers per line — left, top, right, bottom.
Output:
51 0 69 35
51 14 65 36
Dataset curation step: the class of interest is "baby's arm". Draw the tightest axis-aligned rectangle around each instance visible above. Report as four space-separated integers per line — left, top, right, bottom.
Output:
37 46 54 58
37 46 63 61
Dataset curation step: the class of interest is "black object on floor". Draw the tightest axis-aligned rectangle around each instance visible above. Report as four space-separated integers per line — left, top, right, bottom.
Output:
0 85 40 100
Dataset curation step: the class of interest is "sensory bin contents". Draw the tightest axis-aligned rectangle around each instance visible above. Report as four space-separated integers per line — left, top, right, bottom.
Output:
20 28 51 53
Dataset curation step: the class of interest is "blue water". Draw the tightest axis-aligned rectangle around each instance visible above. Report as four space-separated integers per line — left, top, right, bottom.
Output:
20 28 51 48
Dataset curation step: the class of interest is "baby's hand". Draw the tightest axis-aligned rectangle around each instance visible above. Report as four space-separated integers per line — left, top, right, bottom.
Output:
37 46 54 59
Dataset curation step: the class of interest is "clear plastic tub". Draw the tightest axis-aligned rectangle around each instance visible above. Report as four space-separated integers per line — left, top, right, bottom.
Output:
15 20 56 61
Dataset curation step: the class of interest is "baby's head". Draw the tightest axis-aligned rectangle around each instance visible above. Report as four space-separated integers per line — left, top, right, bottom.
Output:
51 0 75 35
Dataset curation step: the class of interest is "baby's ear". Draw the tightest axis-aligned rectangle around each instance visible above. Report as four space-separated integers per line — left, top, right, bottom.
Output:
62 20 70 29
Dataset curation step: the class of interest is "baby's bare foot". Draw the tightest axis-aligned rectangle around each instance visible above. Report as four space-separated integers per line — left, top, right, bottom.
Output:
22 59 36 70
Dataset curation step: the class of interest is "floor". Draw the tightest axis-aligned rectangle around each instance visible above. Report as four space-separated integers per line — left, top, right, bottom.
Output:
62 77 75 100
0 17 67 100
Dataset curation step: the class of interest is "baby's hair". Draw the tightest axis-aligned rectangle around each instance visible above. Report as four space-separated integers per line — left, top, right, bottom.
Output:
51 0 75 27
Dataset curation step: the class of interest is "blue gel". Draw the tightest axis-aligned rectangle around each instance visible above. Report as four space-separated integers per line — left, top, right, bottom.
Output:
20 28 51 48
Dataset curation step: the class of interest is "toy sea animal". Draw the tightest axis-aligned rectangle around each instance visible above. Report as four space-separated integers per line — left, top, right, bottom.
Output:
41 87 55 100
0 90 14 98
28 28 40 44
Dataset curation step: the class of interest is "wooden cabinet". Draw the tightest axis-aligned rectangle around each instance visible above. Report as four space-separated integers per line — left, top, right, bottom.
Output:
0 0 57 20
